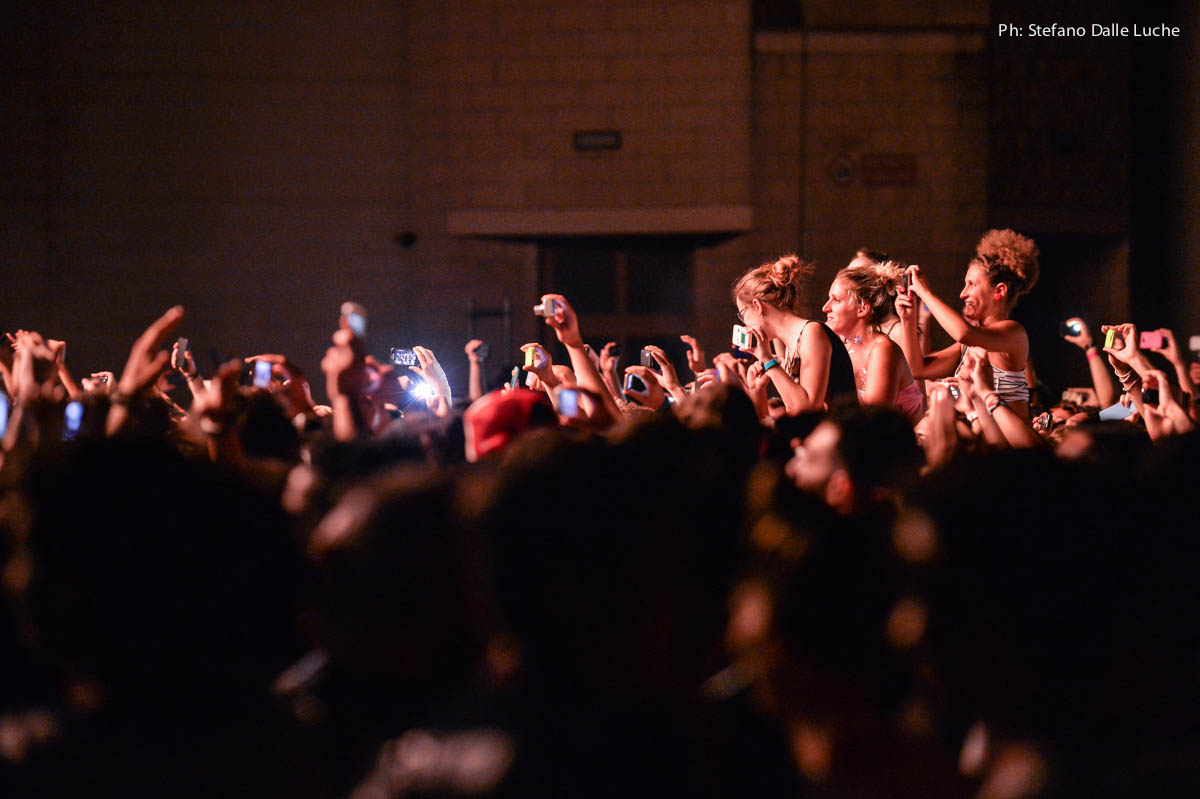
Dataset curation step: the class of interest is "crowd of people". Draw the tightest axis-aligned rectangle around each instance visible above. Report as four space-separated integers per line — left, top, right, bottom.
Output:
0 228 1198 797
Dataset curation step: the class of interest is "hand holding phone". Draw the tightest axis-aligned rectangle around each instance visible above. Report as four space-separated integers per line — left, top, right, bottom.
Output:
732 324 756 351
1059 320 1082 339
533 298 560 318
391 348 418 367
252 360 273 388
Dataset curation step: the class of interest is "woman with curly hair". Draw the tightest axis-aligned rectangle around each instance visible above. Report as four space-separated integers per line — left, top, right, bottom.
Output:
733 254 857 413
896 229 1040 419
822 261 924 423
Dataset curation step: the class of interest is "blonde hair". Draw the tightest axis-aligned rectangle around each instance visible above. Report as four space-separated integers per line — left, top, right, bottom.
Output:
972 229 1040 306
733 254 816 316
836 260 907 327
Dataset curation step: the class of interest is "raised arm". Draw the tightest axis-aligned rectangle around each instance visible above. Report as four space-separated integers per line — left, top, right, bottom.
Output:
895 290 960 379
540 293 622 421
743 323 814 412
907 265 1027 357
465 339 487 402
1062 318 1116 408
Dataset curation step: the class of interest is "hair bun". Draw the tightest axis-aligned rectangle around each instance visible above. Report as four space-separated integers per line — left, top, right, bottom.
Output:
874 260 908 293
768 254 816 288
975 229 1040 295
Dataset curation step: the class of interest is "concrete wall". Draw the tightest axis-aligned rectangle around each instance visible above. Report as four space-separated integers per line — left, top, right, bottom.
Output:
4 0 1165 401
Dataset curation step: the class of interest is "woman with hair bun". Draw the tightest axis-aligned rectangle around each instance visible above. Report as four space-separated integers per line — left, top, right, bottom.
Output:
733 254 857 413
896 229 1040 419
822 262 924 423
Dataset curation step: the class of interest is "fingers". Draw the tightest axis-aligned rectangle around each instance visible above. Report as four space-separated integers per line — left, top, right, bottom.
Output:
135 306 185 357
625 364 661 385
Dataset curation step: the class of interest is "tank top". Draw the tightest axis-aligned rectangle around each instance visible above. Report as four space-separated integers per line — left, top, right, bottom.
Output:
955 345 1029 404
780 321 858 406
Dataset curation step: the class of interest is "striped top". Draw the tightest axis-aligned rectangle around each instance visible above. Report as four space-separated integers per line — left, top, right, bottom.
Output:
956 345 1029 404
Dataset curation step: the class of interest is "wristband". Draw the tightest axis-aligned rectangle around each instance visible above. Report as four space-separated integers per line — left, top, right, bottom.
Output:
984 393 1007 415
761 358 780 372
1086 347 1099 360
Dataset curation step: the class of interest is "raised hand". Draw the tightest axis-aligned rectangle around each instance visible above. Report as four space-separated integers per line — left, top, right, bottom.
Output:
622 365 666 410
680 334 707 375
1062 317 1093 350
539 293 583 349
115 306 185 399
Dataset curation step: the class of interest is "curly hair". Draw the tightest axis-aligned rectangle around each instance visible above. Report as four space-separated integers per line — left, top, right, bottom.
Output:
733 254 816 316
837 260 907 327
972 229 1040 306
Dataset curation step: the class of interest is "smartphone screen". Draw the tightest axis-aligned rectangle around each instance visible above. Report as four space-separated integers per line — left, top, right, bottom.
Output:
0 394 8 438
63 400 83 440
252 361 273 388
623 373 647 393
391 348 418 367
559 388 579 417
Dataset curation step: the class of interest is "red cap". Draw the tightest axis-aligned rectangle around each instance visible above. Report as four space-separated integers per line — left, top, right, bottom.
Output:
463 389 557 462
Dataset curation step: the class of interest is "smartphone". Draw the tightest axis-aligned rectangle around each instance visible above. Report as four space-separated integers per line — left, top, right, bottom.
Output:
1058 320 1082 338
341 301 368 337
558 387 580 418
524 347 545 369
509 366 521 389
0 394 8 438
63 400 83 440
533 298 560 317
623 373 647 394
639 347 660 371
1142 388 1160 406
252 360 273 388
1189 335 1200 352
390 348 418 367
473 342 490 361
732 324 756 350
1098 401 1134 421
1104 328 1121 349
524 371 538 388
176 336 189 364
610 343 622 358
947 383 961 400
903 272 911 293
1139 331 1166 350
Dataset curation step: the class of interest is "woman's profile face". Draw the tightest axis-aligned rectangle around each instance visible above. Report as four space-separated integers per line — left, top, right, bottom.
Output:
959 264 994 321
821 278 860 336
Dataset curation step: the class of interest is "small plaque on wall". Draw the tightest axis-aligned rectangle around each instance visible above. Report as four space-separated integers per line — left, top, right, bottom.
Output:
572 130 622 151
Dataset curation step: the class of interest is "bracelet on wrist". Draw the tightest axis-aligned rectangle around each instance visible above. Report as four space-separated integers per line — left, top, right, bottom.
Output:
761 357 780 372
984 393 1007 415
1086 347 1100 360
